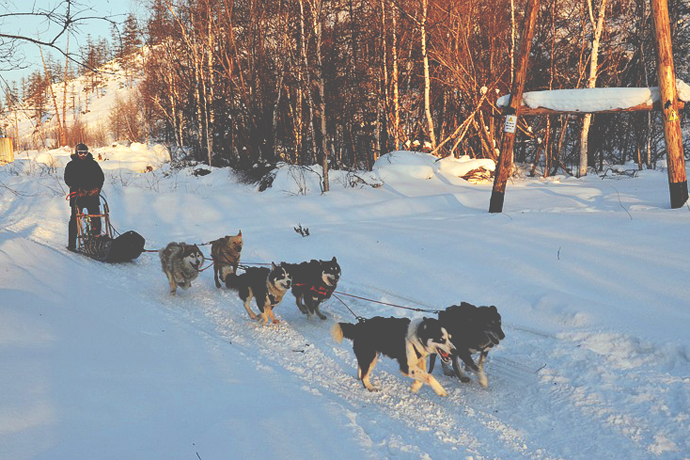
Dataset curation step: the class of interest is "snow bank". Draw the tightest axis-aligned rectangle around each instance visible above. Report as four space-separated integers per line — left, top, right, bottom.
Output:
373 150 495 184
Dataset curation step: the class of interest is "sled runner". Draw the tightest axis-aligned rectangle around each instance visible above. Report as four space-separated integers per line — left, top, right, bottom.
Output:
74 194 145 262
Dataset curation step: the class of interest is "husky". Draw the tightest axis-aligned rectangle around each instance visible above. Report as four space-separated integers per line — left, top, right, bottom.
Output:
210 231 243 288
332 316 454 396
429 302 505 388
159 242 205 295
283 257 341 319
225 263 292 324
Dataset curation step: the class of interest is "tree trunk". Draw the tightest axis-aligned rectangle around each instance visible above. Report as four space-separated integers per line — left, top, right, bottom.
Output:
205 10 215 166
378 0 389 160
314 0 330 191
299 0 318 165
579 0 608 178
421 0 436 151
61 36 69 147
391 0 400 150
489 0 539 213
39 48 64 147
651 0 689 208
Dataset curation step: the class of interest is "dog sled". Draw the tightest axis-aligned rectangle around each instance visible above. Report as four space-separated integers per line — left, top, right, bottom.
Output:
73 193 145 263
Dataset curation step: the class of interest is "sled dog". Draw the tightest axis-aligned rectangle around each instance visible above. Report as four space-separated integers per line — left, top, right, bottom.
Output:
159 242 205 295
283 257 341 319
332 316 454 396
225 263 292 324
210 231 243 288
429 302 505 388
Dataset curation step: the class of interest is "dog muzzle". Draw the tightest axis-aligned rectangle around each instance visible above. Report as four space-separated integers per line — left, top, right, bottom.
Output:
486 330 503 345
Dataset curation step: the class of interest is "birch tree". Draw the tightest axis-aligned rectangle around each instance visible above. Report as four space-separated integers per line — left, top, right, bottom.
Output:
578 0 608 177
421 0 436 150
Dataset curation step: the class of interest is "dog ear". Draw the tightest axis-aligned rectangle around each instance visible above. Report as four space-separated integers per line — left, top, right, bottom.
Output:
490 305 497 312
238 230 242 236
271 262 277 269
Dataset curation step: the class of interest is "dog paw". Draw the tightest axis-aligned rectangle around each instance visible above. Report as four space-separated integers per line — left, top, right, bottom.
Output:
410 381 423 393
460 376 471 383
436 389 448 397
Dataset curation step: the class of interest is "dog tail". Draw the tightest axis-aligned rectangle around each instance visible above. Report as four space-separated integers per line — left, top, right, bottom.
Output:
332 322 358 344
224 272 240 291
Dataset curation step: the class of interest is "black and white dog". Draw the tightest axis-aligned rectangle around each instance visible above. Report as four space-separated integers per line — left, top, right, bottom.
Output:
225 263 292 325
332 316 455 396
429 302 505 388
283 257 341 320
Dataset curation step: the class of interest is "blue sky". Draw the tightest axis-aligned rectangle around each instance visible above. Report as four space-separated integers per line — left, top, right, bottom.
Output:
1 0 138 91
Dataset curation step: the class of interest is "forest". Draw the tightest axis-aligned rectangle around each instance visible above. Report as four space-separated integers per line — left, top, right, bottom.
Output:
2 0 690 179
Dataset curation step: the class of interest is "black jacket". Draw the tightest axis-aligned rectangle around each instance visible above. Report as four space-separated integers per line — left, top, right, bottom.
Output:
64 152 105 192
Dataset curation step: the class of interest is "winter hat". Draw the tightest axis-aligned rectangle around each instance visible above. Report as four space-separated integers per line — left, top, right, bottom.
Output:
75 143 88 154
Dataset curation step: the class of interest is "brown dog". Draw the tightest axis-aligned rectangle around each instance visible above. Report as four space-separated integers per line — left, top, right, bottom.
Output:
211 231 243 288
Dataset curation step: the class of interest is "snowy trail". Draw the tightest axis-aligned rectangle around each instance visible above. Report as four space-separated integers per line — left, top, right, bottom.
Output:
3 151 690 460
2 225 687 460
113 250 683 460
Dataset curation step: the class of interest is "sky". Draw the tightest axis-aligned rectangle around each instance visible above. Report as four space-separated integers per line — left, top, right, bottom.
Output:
0 0 137 90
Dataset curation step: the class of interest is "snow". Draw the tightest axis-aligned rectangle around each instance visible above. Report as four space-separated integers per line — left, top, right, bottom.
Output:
3 59 141 149
497 79 690 112
2 144 690 460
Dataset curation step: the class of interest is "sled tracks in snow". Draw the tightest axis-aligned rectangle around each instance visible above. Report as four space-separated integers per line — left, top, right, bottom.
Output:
151 279 688 460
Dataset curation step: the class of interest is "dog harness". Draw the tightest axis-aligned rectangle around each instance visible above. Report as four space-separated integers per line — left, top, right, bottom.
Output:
292 282 335 298
311 284 335 297
267 292 277 306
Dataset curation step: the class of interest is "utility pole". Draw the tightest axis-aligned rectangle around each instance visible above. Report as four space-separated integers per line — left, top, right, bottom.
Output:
651 0 688 208
489 0 540 213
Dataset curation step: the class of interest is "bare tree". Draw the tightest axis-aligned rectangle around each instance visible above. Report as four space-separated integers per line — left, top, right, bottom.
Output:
579 0 609 177
0 0 117 73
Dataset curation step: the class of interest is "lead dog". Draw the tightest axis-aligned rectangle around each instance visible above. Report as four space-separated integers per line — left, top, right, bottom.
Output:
159 242 205 295
225 263 292 324
210 231 243 288
332 316 454 396
429 302 505 388
283 257 341 319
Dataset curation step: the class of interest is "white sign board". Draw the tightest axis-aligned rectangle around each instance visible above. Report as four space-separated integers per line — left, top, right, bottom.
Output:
504 115 517 134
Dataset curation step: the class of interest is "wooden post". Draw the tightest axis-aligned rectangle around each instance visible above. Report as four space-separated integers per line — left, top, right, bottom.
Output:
0 138 14 164
489 0 540 213
651 0 688 208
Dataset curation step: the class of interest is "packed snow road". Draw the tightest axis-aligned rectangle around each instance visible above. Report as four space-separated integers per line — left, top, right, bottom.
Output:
2 149 689 459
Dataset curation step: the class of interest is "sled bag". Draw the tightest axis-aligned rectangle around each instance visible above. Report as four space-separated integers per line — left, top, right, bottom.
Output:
105 230 146 263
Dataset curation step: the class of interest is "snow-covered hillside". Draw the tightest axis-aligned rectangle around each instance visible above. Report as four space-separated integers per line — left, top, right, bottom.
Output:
1 58 141 150
1 145 689 460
